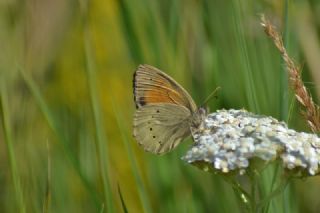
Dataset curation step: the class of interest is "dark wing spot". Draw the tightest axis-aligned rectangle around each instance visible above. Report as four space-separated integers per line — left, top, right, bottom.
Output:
150 128 153 131
153 136 156 139
138 97 146 107
133 71 138 108
156 110 160 113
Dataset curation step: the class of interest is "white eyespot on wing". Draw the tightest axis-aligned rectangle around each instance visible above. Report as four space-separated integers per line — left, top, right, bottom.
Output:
133 103 192 154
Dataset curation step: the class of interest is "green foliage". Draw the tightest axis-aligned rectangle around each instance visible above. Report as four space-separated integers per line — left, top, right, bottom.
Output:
0 0 319 212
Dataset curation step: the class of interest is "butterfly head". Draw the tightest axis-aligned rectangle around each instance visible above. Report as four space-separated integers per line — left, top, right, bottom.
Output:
191 107 207 128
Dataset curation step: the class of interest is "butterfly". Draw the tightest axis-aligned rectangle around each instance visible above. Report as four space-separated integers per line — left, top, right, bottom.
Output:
133 64 210 155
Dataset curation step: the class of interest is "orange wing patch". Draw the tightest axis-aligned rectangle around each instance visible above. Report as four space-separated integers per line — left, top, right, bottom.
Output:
133 64 196 111
139 90 182 107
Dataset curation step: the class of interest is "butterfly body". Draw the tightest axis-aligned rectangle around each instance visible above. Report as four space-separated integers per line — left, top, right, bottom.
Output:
133 64 205 154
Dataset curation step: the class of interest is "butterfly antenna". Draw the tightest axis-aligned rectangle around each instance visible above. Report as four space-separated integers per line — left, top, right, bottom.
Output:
200 87 221 107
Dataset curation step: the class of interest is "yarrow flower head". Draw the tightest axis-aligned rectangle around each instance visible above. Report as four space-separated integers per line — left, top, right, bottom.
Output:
182 109 320 176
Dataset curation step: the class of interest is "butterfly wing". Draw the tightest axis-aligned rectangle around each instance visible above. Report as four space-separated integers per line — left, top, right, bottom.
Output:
133 64 197 112
133 103 192 154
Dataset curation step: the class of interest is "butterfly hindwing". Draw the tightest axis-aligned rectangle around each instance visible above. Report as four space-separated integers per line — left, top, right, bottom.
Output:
133 103 192 154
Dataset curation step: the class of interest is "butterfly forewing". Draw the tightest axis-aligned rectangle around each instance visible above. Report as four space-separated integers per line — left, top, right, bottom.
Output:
133 103 192 154
133 64 197 112
133 64 198 154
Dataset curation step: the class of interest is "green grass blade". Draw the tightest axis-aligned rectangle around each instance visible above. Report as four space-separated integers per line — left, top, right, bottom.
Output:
112 99 152 213
231 0 259 112
43 140 51 213
79 1 114 212
117 184 129 213
19 68 101 209
281 2 295 212
0 80 26 213
117 0 143 64
281 0 290 122
264 1 291 212
83 25 114 213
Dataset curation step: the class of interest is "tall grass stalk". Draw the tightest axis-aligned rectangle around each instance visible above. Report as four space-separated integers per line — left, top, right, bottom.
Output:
42 140 51 213
281 1 292 212
117 184 129 213
281 0 290 122
0 80 26 213
112 99 152 213
231 0 259 112
80 1 114 211
263 1 292 211
1 0 319 212
83 25 114 213
19 68 101 209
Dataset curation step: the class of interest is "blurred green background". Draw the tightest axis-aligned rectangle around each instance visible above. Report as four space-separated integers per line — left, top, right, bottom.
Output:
1 0 320 212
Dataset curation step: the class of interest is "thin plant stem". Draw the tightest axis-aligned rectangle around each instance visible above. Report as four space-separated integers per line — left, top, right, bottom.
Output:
0 80 26 213
232 0 259 112
117 184 129 213
264 161 281 213
111 98 152 213
43 140 51 213
280 0 290 121
257 177 291 210
223 176 252 212
79 0 114 211
247 169 258 213
19 68 101 208
231 186 251 213
251 180 257 212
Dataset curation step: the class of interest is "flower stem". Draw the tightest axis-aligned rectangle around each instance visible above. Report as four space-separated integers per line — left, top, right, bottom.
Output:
257 176 291 211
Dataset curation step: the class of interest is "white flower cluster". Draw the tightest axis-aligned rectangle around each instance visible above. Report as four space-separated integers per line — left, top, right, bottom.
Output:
182 109 320 175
